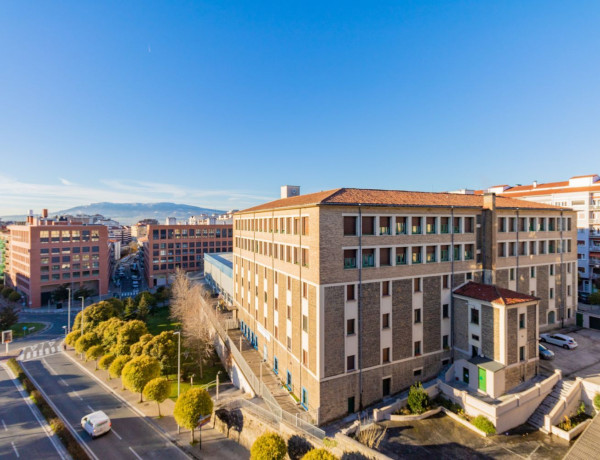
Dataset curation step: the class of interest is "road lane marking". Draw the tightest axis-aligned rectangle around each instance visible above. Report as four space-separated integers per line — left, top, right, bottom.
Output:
87 405 94 412
26 352 31 360
59 378 69 387
2 419 7 431
111 427 123 440
71 389 83 401
11 441 19 457
129 446 143 459
42 358 57 375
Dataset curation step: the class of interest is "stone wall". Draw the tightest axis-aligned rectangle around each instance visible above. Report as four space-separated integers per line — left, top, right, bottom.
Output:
481 305 494 359
506 309 518 365
423 276 441 354
517 266 529 295
323 285 345 378
392 279 412 360
537 264 549 326
360 281 381 369
454 298 469 353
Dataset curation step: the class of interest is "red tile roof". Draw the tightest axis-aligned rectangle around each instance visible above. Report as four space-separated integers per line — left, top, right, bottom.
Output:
454 282 539 305
239 188 568 213
501 184 600 198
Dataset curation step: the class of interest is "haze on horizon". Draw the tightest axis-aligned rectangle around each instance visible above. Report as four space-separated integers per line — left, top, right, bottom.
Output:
1 1 599 216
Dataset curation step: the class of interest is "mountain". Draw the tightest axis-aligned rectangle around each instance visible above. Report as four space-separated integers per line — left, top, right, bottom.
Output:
2 202 227 225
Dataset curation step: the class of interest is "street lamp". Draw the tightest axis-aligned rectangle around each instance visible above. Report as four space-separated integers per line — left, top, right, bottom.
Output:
216 371 221 401
67 287 71 333
62 325 67 339
173 331 181 398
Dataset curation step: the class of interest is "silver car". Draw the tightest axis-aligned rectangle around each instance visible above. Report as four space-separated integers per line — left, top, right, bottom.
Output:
540 333 578 350
81 411 111 438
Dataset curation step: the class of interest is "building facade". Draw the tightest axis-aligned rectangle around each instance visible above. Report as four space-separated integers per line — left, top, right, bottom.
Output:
232 188 577 424
487 174 600 294
5 211 110 308
142 223 233 287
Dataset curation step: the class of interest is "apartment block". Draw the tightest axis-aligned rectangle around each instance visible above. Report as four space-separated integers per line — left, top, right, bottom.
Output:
487 174 600 294
232 188 577 423
5 210 110 308
141 223 233 287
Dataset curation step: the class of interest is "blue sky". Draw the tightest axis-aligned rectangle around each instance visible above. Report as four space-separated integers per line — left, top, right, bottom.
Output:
1 1 599 215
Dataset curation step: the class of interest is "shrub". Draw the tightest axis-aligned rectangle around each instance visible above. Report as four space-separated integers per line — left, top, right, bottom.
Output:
8 291 21 302
558 415 573 431
471 415 496 435
577 401 586 416
302 449 338 460
407 382 429 415
250 432 287 460
590 292 600 306
287 435 313 460
174 388 213 443
1 287 14 298
65 330 81 347
594 393 600 411
98 353 116 370
108 355 131 379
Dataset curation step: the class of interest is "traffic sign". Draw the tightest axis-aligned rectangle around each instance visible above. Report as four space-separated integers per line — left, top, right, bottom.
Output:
2 330 13 344
197 414 211 427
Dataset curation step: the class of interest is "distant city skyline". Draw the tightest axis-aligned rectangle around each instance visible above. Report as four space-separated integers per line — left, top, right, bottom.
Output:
1 1 599 215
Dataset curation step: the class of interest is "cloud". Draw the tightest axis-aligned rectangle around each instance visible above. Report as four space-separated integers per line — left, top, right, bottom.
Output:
0 175 274 216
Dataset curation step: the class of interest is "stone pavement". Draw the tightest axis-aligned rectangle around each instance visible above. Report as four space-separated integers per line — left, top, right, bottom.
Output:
63 347 249 460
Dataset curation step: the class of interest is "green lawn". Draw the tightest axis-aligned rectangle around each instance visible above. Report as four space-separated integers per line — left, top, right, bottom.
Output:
11 322 46 339
166 361 227 401
145 307 180 335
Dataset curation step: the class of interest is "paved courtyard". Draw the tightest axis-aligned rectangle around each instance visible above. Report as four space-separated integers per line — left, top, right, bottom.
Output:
539 327 600 380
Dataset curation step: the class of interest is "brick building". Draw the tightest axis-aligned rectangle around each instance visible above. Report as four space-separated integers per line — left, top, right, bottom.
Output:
142 223 233 287
5 210 110 308
232 188 577 423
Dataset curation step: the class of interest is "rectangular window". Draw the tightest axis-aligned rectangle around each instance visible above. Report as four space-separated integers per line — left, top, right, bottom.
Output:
302 282 308 299
464 217 474 233
414 341 421 356
346 284 356 301
530 267 536 278
412 246 422 264
347 355 356 371
302 217 309 236
382 347 390 363
344 249 357 269
362 216 375 235
414 368 422 377
453 216 461 233
382 313 390 329
550 288 554 299
464 244 474 260
443 335 449 349
529 218 536 232
347 318 355 335
301 248 309 267
470 308 479 325
396 217 407 234
379 216 391 235
529 241 536 255
443 304 449 318
287 305 291 320
411 216 422 234
442 274 450 289
302 314 308 332
519 313 525 329
396 247 407 265
426 216 436 234
510 268 515 281
413 278 421 293
519 346 526 362
498 217 506 232
440 245 450 262
379 247 391 266
344 216 357 236
426 245 436 263
362 248 375 268
414 308 421 324
382 281 390 296
453 245 461 261
441 217 450 234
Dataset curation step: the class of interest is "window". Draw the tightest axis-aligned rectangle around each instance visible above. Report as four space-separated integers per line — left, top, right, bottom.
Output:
442 304 449 318
453 216 461 233
519 313 525 329
453 245 461 261
413 278 421 293
302 314 308 332
414 341 421 356
302 217 309 236
470 308 479 325
413 368 422 377
426 246 436 263
302 282 308 299
530 267 536 278
396 217 407 234
347 355 356 371
382 313 390 329
347 318 355 335
464 244 474 260
302 349 308 366
287 336 292 350
382 281 390 296
426 216 436 234
471 334 480 341
362 249 375 268
346 284 356 301
411 216 422 234
412 246 422 264
498 217 506 232
344 249 357 269
302 248 309 267
344 216 357 236
379 216 391 235
414 308 422 324
396 247 407 265
443 335 449 349
442 275 450 289
440 245 450 262
529 241 536 255
301 387 308 409
464 217 474 233
441 217 450 234
362 216 375 235
549 288 554 299
382 347 390 363
380 247 391 266
510 268 515 281
568 285 571 296
519 346 526 362
287 305 291 320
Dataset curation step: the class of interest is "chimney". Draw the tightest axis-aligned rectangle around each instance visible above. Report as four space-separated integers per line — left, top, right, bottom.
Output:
42 208 48 218
533 180 537 188
483 192 496 211
281 185 300 199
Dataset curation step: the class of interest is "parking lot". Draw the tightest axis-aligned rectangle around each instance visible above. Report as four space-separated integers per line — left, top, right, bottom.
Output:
539 327 600 380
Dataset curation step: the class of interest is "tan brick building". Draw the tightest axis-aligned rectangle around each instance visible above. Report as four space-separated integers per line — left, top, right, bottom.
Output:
232 188 577 423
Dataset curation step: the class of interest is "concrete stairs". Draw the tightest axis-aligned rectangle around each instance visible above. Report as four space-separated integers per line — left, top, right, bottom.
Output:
527 379 574 430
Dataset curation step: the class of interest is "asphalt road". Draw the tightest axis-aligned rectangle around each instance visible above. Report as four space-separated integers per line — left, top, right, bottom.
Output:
0 365 65 459
22 352 190 460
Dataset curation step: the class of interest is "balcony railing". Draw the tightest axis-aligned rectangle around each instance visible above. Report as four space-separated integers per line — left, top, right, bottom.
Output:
379 227 391 235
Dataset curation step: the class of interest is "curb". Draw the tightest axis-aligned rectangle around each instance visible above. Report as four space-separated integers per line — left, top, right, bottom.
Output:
61 349 193 458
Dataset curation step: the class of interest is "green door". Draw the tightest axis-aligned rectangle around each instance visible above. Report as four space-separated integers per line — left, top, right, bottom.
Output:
478 367 487 392
576 313 583 327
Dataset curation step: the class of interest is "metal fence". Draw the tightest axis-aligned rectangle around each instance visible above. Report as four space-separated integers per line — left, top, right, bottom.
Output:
195 288 325 440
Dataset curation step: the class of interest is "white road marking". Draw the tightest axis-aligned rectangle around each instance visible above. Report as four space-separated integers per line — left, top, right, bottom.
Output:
11 441 19 457
111 427 123 440
25 352 31 360
1 419 7 431
42 358 57 376
59 378 69 387
129 446 143 460
51 347 56 353
87 405 94 412
71 389 83 401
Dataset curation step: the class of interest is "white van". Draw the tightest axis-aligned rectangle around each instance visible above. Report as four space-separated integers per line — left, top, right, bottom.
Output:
81 411 111 438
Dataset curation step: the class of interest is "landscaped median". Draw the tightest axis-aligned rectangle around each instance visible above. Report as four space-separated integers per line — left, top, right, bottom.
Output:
6 357 89 460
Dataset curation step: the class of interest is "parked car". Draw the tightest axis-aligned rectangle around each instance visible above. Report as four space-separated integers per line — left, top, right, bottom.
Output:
578 291 590 304
81 411 111 438
538 343 555 360
540 333 578 349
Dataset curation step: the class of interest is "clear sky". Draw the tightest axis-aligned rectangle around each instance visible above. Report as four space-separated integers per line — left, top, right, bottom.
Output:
1 1 599 215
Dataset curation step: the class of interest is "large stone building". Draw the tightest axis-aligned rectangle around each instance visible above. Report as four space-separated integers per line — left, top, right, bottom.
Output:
232 188 577 423
5 210 110 308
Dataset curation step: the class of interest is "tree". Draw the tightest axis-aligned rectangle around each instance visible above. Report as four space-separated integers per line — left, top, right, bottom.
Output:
590 292 600 306
98 353 116 371
96 317 125 350
143 377 170 417
0 304 19 330
113 320 149 355
407 382 429 415
250 432 287 460
86 345 105 369
142 331 177 375
8 291 21 303
302 449 338 460
73 300 120 334
130 334 153 357
51 284 70 303
121 355 161 402
108 355 131 380
104 297 124 315
1 287 14 298
124 297 136 318
73 286 94 300
75 332 100 355
65 330 81 347
137 295 149 321
173 388 213 444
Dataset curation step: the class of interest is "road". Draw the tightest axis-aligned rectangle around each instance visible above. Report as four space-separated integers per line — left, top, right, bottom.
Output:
0 365 65 459
22 352 190 460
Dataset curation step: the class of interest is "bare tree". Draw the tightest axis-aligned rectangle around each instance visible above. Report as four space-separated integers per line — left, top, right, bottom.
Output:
170 270 215 379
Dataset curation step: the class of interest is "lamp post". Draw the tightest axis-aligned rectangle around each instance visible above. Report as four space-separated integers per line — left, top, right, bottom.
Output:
67 287 71 333
216 371 221 401
62 325 67 339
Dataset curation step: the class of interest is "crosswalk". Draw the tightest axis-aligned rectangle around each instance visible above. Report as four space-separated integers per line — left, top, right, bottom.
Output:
19 340 62 362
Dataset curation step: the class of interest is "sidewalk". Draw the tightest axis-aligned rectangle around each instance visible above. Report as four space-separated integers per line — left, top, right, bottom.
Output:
63 347 249 460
